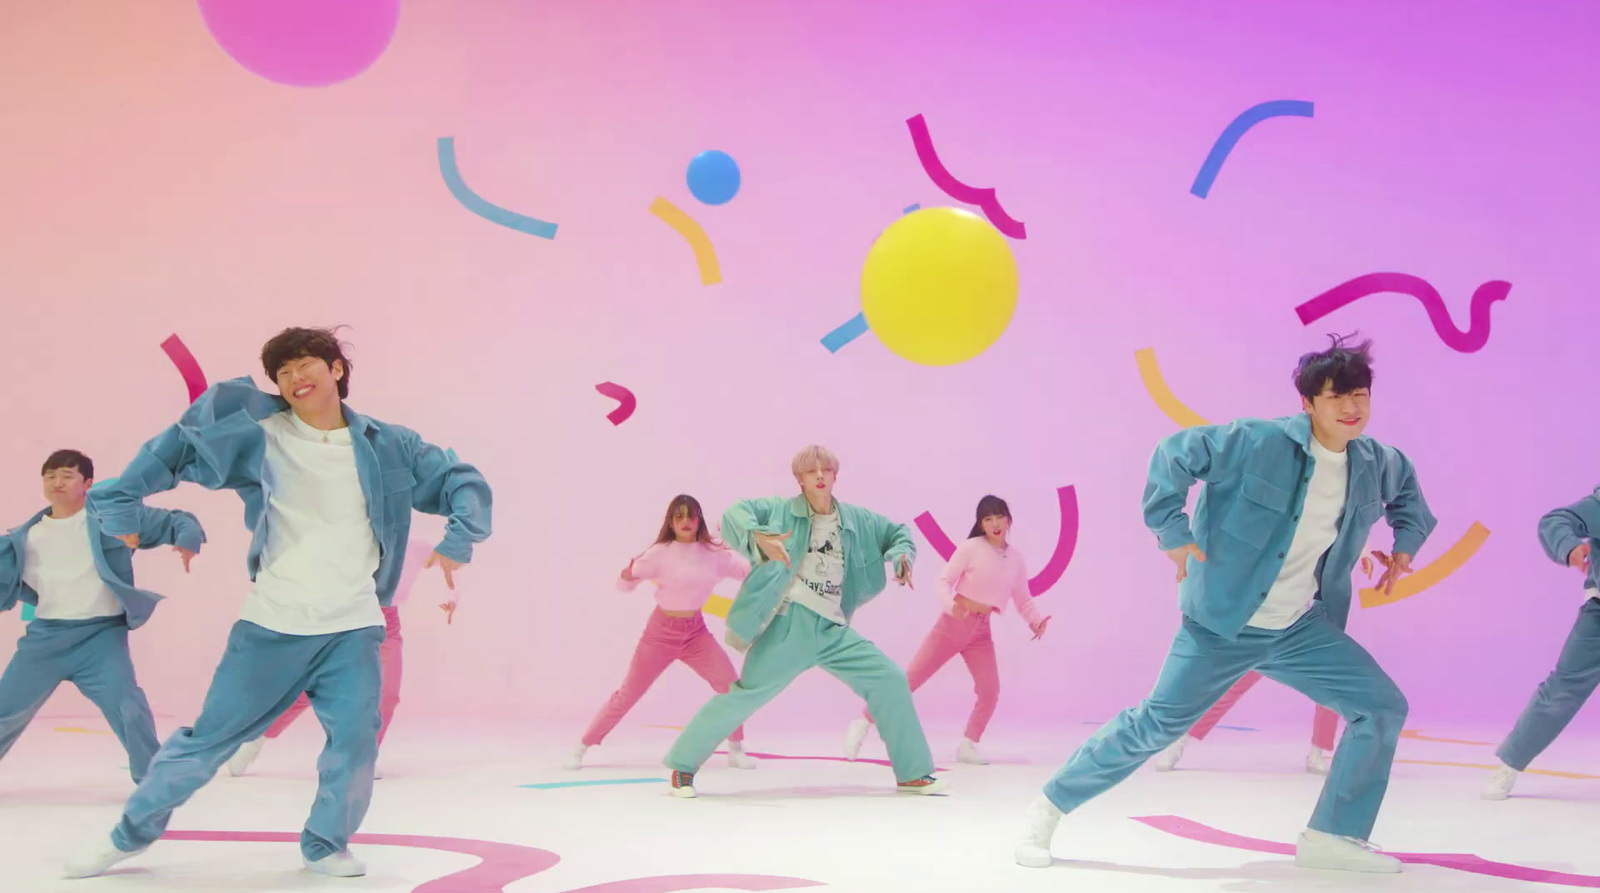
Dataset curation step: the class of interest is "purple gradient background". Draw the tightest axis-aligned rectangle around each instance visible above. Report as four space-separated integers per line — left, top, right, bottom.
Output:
0 0 1596 738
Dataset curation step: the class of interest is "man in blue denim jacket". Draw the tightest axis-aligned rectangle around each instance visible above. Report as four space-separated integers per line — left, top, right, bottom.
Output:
1017 336 1435 874
65 328 492 881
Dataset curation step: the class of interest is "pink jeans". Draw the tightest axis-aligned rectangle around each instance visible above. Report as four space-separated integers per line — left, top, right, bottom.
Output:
1189 670 1340 750
582 609 744 746
865 611 1000 742
264 606 403 746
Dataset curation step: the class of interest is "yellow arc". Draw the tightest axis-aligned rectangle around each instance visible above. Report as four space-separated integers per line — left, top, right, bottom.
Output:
702 594 733 618
649 197 721 286
1135 347 1489 609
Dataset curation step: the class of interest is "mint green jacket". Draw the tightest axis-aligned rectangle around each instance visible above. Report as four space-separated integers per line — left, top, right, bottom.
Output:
719 495 916 652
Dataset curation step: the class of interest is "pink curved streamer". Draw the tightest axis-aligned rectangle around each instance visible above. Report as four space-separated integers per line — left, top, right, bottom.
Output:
1293 273 1510 353
905 114 1026 239
559 876 822 892
1135 816 1600 887
160 334 208 403
595 382 637 425
913 485 1077 596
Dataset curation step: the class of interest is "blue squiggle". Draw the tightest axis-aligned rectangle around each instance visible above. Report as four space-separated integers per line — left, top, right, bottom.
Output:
1190 100 1314 198
437 137 559 239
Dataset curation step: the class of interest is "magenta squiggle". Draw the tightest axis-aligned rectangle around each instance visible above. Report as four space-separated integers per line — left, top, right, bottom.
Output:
905 114 1026 239
1294 273 1510 353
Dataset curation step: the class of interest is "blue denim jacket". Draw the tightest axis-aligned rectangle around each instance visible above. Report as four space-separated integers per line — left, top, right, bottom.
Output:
1537 490 1600 591
719 496 916 652
1144 413 1436 638
87 377 492 604
0 505 206 629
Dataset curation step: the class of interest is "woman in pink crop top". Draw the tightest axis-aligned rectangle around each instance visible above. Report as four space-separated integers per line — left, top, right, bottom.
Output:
565 495 755 771
847 495 1051 766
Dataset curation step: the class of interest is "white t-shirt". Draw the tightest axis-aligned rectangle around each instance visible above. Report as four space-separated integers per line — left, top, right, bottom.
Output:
782 511 847 624
240 411 385 636
23 510 123 620
1248 437 1349 630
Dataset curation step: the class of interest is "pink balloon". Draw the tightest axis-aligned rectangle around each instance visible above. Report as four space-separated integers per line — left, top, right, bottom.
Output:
197 0 401 88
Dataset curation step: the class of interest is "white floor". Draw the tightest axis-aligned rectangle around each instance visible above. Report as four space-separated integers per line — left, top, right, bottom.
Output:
3 717 1596 892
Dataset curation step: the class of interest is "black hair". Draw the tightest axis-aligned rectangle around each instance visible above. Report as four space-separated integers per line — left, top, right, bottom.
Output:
261 326 353 399
1293 333 1373 399
652 494 719 547
967 494 1012 539
42 449 93 480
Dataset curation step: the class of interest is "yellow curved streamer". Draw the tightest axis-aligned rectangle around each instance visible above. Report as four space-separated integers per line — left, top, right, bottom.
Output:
702 594 733 618
1400 729 1495 746
649 197 721 285
1359 522 1491 608
1397 759 1598 781
1135 346 1489 610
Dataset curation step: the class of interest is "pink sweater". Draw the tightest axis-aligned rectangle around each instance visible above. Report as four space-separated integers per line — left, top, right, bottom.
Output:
618 540 751 612
938 537 1045 625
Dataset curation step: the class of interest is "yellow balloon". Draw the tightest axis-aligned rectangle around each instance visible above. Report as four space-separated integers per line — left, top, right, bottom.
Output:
860 207 1019 366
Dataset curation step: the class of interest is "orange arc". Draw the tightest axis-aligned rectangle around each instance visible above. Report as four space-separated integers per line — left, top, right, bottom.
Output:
1135 347 1489 611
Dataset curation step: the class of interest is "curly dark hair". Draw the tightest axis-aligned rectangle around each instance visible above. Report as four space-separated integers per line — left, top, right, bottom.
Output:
261 327 353 398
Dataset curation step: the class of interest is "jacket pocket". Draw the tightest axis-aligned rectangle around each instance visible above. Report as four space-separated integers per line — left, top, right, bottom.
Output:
1220 473 1291 549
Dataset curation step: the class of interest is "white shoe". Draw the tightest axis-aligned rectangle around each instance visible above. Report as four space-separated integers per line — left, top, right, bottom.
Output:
227 738 264 777
670 770 697 799
895 774 948 795
1482 764 1519 800
563 744 589 771
1305 746 1331 776
1294 829 1401 873
726 741 759 770
956 738 989 765
844 718 871 761
1014 796 1062 867
305 850 367 877
1152 736 1188 772
62 835 145 879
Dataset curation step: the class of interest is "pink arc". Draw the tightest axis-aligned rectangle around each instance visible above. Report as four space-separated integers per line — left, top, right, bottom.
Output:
595 382 638 425
159 334 208 403
913 485 1078 596
1293 273 1510 353
1134 816 1600 887
905 114 1027 239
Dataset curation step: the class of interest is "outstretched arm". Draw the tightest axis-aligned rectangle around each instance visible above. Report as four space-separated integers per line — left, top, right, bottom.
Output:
135 507 208 554
720 498 785 563
1539 488 1600 568
408 438 493 564
1380 448 1437 559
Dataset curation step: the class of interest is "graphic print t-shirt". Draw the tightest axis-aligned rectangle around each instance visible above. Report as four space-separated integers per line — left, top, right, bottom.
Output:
781 511 847 624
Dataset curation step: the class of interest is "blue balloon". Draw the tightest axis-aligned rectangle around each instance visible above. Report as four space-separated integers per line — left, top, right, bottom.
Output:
686 150 741 205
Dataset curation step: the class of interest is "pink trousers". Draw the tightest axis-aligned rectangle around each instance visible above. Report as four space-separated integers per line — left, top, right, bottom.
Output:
264 605 403 746
865 611 1000 742
582 609 744 746
1189 669 1340 750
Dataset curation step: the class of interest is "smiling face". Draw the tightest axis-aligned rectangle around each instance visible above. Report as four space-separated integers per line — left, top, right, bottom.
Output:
1302 379 1371 449
274 355 345 413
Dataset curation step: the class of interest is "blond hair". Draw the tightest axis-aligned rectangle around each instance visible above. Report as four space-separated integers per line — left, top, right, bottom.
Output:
790 444 840 478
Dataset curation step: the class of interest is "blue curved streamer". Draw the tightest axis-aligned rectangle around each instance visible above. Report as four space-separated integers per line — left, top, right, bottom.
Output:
437 137 559 239
1190 100 1314 198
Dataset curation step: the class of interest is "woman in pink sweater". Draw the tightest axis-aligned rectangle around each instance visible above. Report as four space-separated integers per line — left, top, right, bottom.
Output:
566 495 755 771
847 495 1051 765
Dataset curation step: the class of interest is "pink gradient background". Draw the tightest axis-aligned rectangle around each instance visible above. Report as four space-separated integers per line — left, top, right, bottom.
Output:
1 0 1596 741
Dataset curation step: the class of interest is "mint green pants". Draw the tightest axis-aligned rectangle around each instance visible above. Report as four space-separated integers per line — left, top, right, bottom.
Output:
665 606 935 783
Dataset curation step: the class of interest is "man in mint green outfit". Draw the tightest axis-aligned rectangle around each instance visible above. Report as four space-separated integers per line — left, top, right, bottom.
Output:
663 445 945 798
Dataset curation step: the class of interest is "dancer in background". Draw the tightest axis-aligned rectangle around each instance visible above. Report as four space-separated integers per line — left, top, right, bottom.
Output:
663 445 944 798
1153 670 1341 774
0 449 204 782
566 495 755 771
846 495 1050 766
1015 335 1435 874
65 327 491 881
226 538 440 780
1481 490 1600 800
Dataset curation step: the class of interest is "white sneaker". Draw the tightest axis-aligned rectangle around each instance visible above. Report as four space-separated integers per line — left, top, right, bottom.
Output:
844 718 871 761
563 744 588 771
62 835 145 879
1305 746 1331 776
227 738 264 777
1482 764 1519 800
956 738 989 765
1014 795 1062 868
895 774 948 795
670 770 697 799
726 741 759 770
305 850 367 877
1152 736 1189 772
1294 829 1401 873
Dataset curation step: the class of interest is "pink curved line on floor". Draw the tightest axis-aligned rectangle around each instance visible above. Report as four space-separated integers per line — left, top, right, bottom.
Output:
159 334 208 403
1293 273 1510 353
161 830 560 893
905 114 1026 239
913 485 1078 596
1134 816 1600 887
715 750 948 772
595 382 638 425
559 875 823 892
